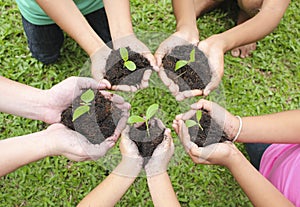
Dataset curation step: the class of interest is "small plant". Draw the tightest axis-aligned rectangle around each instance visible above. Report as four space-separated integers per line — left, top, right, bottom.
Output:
175 48 195 71
120 47 137 71
72 89 95 121
127 103 159 136
185 110 203 130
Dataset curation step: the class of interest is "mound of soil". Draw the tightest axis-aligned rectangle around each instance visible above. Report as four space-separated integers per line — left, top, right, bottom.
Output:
188 111 229 147
61 90 123 144
104 47 152 87
128 120 165 165
162 44 211 91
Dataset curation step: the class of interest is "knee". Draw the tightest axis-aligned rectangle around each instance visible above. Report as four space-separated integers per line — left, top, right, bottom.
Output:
237 0 263 16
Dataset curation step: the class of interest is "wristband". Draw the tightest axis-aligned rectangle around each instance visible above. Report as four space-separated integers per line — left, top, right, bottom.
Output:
232 116 242 142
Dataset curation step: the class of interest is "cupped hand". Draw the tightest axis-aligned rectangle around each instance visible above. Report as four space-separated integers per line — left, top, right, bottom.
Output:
112 34 157 70
198 35 224 96
46 123 115 161
113 126 143 177
90 45 113 83
44 76 109 124
145 128 174 177
175 99 240 141
155 31 199 68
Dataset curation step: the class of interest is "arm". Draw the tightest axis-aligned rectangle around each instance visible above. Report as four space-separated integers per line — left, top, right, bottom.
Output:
36 0 107 56
147 172 180 207
172 0 199 42
206 0 290 53
78 126 143 206
0 76 106 124
0 123 114 177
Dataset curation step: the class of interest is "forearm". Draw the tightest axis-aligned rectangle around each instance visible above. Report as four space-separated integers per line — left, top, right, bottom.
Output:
238 110 300 143
147 172 180 207
103 0 133 40
0 76 47 121
227 151 294 207
217 0 289 52
36 0 106 56
77 161 139 207
0 131 48 177
172 0 199 41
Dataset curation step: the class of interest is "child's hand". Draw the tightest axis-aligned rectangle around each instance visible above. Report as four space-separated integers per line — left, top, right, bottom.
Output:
91 45 113 83
145 128 174 177
44 76 109 124
113 126 143 177
45 123 115 161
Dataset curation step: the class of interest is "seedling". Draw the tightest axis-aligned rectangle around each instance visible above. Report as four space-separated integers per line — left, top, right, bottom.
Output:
175 48 195 71
72 89 95 121
127 103 159 136
185 110 203 130
120 47 137 71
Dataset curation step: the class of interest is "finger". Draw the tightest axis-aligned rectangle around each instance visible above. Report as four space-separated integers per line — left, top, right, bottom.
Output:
140 69 152 89
98 79 111 89
73 76 99 91
115 102 131 111
142 52 157 68
111 84 138 92
179 109 197 121
87 138 116 160
154 52 164 68
158 69 172 87
172 120 180 134
203 74 221 96
114 116 129 140
176 89 203 101
191 99 212 111
178 120 193 152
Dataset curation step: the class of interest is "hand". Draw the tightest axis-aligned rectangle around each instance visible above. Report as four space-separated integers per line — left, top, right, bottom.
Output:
99 91 131 141
174 99 240 141
145 128 174 177
112 34 157 70
173 118 238 167
46 123 115 161
43 76 109 124
113 126 143 177
90 45 113 83
155 31 199 67
198 35 225 96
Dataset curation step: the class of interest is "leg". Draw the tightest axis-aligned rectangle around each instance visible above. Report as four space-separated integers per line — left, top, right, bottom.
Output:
231 0 263 58
21 16 64 64
245 143 270 170
194 0 224 17
85 8 112 45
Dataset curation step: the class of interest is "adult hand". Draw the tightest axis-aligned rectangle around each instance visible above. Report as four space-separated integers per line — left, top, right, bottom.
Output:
155 31 199 68
90 45 113 83
113 126 143 177
174 99 240 142
112 34 157 71
44 76 109 124
145 128 174 177
198 35 225 96
46 123 115 161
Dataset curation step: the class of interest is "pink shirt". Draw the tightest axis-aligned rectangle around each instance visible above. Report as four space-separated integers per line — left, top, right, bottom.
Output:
260 144 300 206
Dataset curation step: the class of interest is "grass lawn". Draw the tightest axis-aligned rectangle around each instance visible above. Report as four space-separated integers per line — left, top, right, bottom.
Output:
0 0 299 206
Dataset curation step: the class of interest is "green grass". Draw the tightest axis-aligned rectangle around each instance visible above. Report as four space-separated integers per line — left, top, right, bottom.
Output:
0 0 299 206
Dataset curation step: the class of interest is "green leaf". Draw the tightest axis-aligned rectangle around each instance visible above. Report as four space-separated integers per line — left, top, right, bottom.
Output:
189 48 195 63
80 89 95 103
146 103 159 120
185 120 198 128
120 47 128 61
127 115 145 124
175 60 188 71
196 110 202 122
72 105 90 121
124 61 136 71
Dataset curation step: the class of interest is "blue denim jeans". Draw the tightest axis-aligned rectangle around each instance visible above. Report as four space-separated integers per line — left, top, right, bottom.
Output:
21 8 111 64
245 143 270 170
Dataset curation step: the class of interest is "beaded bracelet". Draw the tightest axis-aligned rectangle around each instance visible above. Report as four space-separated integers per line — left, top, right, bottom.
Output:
232 116 242 142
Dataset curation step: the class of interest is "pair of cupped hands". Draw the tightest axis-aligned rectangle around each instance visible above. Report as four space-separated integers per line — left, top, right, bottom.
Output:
42 77 240 174
91 33 224 99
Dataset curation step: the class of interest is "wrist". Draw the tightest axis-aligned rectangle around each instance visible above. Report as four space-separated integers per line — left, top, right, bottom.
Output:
113 157 143 178
204 34 228 53
175 24 199 44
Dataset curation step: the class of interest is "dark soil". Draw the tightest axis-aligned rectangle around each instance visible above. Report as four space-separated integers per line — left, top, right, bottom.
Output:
129 120 165 165
188 110 229 147
61 90 122 144
104 47 152 87
162 44 211 91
